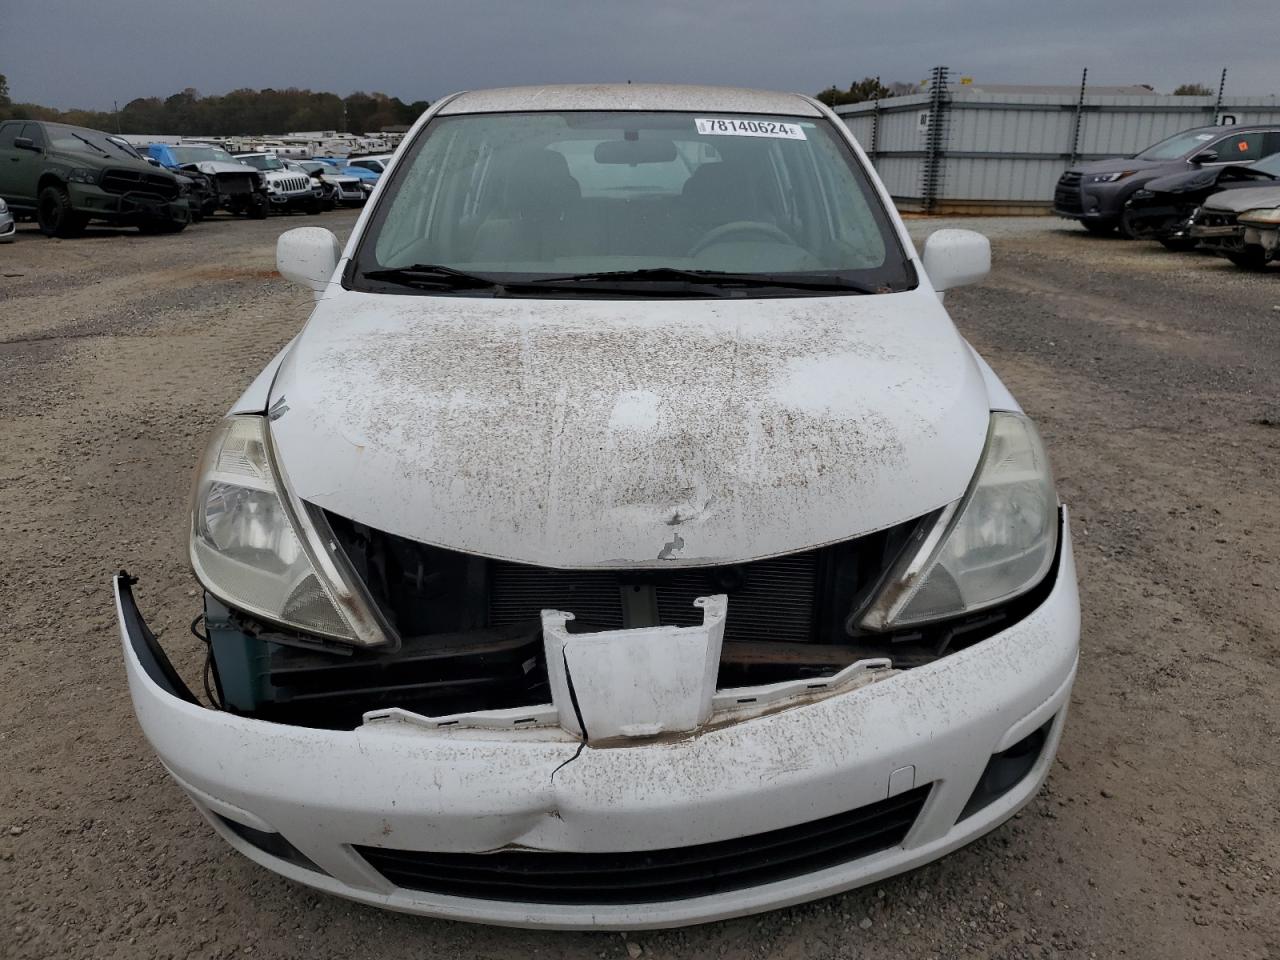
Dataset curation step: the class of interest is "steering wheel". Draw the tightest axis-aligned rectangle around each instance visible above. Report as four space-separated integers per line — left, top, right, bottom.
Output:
689 220 795 257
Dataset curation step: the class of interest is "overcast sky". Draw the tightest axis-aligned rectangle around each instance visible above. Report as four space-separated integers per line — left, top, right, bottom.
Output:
2 0 1276 110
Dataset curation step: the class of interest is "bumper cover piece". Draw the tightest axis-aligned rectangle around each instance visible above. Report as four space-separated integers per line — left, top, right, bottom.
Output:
114 517 1079 929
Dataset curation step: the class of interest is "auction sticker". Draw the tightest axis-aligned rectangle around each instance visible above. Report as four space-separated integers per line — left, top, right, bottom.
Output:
695 118 807 140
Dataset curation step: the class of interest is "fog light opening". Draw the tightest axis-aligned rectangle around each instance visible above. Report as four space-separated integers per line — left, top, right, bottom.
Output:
957 715 1055 822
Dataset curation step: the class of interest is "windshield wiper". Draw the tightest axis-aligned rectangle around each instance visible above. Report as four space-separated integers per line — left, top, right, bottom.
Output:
523 266 886 294
71 133 110 157
360 263 505 292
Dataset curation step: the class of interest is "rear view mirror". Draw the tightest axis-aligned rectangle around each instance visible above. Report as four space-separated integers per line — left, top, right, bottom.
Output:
922 229 990 296
277 227 341 296
1192 150 1219 164
595 139 678 164
14 137 37 152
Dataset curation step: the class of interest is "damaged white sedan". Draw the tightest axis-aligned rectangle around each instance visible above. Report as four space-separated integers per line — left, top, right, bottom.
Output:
116 84 1079 929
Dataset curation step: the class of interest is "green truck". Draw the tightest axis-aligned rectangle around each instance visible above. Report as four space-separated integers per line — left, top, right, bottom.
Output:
0 120 190 237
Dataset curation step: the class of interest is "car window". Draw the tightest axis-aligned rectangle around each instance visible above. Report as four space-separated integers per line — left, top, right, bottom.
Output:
1261 133 1280 158
1136 129 1222 161
21 124 46 149
353 110 910 293
0 122 19 150
1208 131 1266 162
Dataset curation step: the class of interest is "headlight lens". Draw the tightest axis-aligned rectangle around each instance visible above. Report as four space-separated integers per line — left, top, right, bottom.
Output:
67 168 98 184
1238 207 1280 225
1088 170 1136 184
190 416 392 646
0 197 8 213
861 412 1058 630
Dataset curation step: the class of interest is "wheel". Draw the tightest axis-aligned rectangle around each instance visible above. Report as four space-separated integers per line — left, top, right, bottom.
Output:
1159 237 1197 252
1227 247 1269 271
37 185 88 238
1082 220 1116 236
249 196 269 220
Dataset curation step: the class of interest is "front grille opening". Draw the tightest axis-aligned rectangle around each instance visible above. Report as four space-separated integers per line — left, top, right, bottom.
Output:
208 511 1061 729
355 784 931 905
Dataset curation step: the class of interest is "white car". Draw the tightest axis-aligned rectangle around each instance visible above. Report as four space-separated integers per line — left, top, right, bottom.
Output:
116 84 1079 930
0 197 14 242
294 160 365 206
344 152 393 176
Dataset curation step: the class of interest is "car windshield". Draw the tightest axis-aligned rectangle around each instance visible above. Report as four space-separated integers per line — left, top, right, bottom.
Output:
351 110 911 296
298 162 324 173
48 125 138 158
1248 152 1280 176
171 146 239 164
1136 130 1221 161
238 155 284 171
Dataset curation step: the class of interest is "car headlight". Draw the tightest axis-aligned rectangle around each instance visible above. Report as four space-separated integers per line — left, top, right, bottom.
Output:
67 168 98 184
1238 207 1280 226
1088 171 1136 184
860 412 1058 630
0 197 8 213
190 416 395 648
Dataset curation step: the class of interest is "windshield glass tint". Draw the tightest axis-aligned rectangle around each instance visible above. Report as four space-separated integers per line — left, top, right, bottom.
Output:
352 111 910 292
239 155 283 170
1137 130 1219 161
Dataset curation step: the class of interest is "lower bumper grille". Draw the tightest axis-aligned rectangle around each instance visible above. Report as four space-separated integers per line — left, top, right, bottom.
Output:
1053 172 1083 214
355 785 931 904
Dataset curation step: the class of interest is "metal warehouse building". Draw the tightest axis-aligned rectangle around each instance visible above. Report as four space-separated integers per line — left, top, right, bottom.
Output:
838 69 1280 213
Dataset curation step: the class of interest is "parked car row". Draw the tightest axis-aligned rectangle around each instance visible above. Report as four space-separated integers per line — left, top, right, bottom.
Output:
1054 123 1280 270
0 119 382 239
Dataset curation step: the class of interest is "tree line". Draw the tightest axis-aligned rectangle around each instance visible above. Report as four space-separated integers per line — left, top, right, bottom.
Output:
0 76 429 136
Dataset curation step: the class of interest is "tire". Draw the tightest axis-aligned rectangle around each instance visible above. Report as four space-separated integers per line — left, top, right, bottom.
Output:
1082 220 1116 236
37 185 88 238
1227 247 1269 271
1159 237 1197 252
249 196 269 220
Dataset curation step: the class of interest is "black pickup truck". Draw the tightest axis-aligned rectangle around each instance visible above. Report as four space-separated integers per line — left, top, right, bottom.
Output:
0 120 190 237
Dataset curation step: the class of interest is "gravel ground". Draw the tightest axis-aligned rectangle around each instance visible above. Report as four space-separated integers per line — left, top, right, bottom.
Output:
1 212 1277 959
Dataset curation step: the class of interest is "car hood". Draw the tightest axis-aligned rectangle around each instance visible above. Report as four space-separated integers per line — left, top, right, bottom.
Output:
1144 165 1275 195
191 160 257 176
1069 157 1176 177
268 287 991 568
1202 184 1280 212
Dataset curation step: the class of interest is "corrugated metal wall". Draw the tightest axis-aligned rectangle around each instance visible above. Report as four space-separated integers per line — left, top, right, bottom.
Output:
838 91 1280 211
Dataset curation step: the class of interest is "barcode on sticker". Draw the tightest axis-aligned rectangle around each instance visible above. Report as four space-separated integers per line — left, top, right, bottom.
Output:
695 118 806 140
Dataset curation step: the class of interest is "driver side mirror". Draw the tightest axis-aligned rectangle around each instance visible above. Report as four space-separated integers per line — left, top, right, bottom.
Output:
922 229 990 297
1192 150 1219 164
277 227 341 296
14 137 38 152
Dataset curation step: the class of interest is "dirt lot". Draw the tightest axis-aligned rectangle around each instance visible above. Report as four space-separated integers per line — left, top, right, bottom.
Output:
1 211 1276 960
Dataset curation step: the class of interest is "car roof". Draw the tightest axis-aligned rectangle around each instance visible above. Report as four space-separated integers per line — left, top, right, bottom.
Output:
437 83 824 117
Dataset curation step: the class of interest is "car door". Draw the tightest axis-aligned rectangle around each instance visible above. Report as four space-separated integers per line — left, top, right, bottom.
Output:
0 121 24 202
6 123 48 206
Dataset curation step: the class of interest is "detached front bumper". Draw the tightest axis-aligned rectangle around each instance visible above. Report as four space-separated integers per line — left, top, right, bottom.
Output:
117 523 1079 930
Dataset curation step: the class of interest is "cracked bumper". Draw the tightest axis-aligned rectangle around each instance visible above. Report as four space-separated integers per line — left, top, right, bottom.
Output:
117 525 1079 929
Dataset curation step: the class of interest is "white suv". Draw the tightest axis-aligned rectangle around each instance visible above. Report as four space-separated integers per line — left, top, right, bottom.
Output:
234 152 321 213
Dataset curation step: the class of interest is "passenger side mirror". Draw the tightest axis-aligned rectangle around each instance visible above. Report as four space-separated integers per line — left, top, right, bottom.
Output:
1192 150 1219 164
921 229 990 295
277 227 341 295
14 137 37 152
